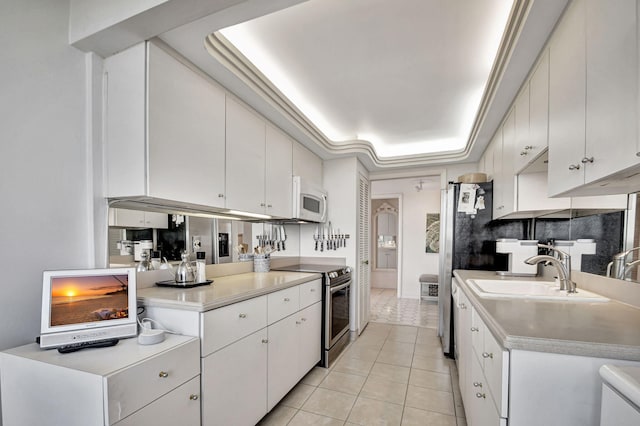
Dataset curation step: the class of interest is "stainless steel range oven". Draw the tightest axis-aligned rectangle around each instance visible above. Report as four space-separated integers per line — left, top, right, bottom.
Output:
272 264 352 367
324 268 352 367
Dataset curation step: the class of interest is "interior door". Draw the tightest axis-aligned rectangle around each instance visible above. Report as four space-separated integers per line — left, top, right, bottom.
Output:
357 173 371 334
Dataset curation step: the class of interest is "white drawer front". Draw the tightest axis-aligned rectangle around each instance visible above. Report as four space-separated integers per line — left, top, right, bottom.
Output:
483 328 509 417
201 295 267 356
471 307 485 362
106 338 200 424
299 279 322 308
267 286 300 325
114 376 201 426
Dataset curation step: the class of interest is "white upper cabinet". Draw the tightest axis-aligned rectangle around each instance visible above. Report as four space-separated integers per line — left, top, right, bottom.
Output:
105 41 226 207
292 143 323 187
548 0 639 197
225 97 266 214
225 98 294 218
515 48 549 174
528 49 549 162
493 109 516 219
514 82 531 173
265 125 293 218
108 208 168 229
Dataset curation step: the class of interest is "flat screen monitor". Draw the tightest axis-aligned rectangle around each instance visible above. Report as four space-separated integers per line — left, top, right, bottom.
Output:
39 268 138 349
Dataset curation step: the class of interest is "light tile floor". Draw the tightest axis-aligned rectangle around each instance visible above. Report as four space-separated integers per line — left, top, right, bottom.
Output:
369 288 439 328
259 289 466 426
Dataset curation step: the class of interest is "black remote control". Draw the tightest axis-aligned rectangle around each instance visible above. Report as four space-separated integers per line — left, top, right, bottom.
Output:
57 338 120 354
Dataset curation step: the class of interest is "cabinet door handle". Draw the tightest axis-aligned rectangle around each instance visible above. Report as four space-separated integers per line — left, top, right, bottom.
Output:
470 327 479 332
260 202 266 207
473 382 483 388
238 313 247 318
520 151 528 156
581 156 594 164
310 288 316 292
159 371 169 378
262 339 269 344
218 193 224 198
476 392 486 399
482 352 493 359
296 321 302 325
568 164 581 170
301 317 307 322
189 394 199 401
460 303 467 310
524 145 533 150
267 204 272 208
284 298 290 302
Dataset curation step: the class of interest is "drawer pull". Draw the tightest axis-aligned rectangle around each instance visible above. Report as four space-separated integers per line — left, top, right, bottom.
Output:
238 313 247 319
284 298 290 302
310 288 316 292
473 382 483 388
470 327 479 332
189 394 199 401
476 392 486 399
301 317 307 322
262 339 269 344
159 371 169 378
482 352 493 359
296 321 302 325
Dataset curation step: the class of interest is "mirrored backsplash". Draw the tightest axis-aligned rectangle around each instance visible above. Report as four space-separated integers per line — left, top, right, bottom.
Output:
108 210 301 267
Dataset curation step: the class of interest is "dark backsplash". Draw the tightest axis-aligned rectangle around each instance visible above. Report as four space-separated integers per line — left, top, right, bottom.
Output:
455 211 624 275
534 211 624 275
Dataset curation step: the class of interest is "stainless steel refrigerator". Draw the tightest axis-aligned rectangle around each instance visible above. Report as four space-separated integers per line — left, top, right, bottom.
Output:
438 181 513 357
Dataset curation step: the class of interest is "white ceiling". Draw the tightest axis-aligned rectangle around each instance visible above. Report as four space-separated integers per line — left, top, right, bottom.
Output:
219 0 513 158
156 0 568 171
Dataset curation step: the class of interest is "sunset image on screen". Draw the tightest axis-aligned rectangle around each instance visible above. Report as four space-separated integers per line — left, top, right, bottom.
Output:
50 274 129 326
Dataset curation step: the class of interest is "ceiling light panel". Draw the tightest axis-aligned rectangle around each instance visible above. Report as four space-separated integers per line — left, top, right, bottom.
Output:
219 0 513 158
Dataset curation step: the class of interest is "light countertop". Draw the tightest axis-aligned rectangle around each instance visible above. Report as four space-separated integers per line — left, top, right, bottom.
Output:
138 271 322 312
454 270 640 361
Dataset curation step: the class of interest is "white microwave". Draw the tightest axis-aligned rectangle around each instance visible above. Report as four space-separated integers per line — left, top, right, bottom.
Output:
292 176 328 223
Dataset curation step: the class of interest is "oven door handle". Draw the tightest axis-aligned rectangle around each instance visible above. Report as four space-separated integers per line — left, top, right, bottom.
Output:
330 281 352 294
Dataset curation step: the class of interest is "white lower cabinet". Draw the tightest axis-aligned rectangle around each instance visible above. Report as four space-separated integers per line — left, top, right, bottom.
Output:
267 313 301 411
151 279 322 426
601 383 640 426
202 328 269 426
456 285 508 425
457 283 640 426
268 302 322 411
0 335 200 426
469 354 501 426
298 302 322 378
115 376 201 426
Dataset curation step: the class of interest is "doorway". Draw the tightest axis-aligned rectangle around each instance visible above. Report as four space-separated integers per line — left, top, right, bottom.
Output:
371 198 399 290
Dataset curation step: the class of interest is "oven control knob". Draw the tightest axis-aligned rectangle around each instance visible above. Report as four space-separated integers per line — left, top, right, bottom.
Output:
328 272 337 279
344 267 351 274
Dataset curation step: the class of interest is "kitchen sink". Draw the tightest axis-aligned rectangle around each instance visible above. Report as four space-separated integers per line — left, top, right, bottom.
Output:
467 279 609 302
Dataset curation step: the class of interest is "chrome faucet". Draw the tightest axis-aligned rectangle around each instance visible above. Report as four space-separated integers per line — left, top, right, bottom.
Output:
608 247 640 280
524 244 576 293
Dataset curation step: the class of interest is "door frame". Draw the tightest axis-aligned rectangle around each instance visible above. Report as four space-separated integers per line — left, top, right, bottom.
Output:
371 193 403 297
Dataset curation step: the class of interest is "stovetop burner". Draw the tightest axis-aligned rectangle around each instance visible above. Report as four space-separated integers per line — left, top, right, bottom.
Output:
272 264 352 285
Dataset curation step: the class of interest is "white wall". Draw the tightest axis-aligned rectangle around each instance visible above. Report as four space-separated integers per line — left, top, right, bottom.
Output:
300 157 359 268
0 0 93 351
372 177 441 298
